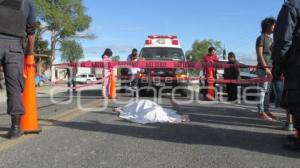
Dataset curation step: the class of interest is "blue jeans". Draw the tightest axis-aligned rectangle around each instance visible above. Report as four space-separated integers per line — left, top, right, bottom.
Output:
257 69 271 113
68 77 76 91
272 80 284 108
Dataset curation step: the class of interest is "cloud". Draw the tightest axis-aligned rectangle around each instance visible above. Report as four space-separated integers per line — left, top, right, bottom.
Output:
236 52 257 65
84 44 136 55
89 25 144 32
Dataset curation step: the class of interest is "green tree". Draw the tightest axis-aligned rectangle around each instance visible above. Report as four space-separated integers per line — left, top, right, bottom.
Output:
34 22 52 74
111 55 121 61
34 0 92 63
186 39 223 61
34 22 51 55
60 40 84 63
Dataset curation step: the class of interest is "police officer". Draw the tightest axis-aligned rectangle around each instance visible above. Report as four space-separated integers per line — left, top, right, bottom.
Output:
273 0 300 150
0 0 36 139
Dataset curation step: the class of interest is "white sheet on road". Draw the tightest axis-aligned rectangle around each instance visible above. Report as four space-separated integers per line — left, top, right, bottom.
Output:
117 100 189 124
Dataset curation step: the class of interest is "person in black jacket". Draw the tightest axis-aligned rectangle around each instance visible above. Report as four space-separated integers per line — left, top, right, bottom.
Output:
223 52 240 102
273 0 300 150
0 0 36 139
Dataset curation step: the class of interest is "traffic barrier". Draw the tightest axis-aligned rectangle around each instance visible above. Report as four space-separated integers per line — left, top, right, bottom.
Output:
21 55 41 134
207 68 215 101
109 69 117 99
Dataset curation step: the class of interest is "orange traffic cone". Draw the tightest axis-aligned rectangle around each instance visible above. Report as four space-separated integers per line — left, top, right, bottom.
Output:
109 69 117 99
207 68 215 101
21 55 41 134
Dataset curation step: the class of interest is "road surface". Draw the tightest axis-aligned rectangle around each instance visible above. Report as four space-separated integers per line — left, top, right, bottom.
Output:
0 87 299 168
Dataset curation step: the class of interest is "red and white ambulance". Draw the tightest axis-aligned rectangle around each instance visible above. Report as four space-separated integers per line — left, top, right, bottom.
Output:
138 35 190 97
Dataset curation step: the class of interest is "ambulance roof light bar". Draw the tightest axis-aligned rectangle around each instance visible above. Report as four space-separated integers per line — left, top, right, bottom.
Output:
148 35 178 39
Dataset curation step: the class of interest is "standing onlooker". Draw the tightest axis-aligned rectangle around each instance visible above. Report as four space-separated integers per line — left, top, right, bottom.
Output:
127 48 139 61
223 52 240 102
272 0 300 150
256 17 277 121
65 65 77 93
203 47 219 100
128 52 140 89
102 48 113 99
272 73 294 131
0 65 4 90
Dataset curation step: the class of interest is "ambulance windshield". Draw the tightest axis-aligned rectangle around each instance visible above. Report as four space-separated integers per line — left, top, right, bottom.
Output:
140 48 185 61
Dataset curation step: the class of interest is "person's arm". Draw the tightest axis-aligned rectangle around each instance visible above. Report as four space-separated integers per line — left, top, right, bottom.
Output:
25 0 37 55
236 61 240 79
273 2 297 65
214 56 219 62
26 35 35 55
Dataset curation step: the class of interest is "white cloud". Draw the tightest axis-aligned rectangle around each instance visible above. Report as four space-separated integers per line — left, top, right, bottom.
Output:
236 52 257 65
85 45 134 53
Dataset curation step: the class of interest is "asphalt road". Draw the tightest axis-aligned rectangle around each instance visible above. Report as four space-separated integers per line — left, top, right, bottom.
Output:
0 88 299 168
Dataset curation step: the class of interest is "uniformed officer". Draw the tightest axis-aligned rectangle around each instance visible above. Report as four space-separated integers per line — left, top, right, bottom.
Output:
273 0 300 150
0 0 36 139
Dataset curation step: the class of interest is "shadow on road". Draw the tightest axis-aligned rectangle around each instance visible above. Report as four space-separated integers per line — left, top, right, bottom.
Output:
41 117 299 158
178 105 283 130
37 89 104 110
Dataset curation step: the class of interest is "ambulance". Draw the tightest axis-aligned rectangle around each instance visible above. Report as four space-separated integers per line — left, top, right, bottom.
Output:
138 35 190 97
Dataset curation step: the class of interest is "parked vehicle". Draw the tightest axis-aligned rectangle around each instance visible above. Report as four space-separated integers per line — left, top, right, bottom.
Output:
35 75 48 87
75 74 97 84
137 35 190 97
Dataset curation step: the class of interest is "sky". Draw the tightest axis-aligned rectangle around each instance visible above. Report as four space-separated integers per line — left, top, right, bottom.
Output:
78 0 283 63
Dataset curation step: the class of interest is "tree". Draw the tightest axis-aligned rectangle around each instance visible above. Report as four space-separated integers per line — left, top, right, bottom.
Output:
34 22 51 74
35 22 51 55
34 0 92 63
111 55 121 61
186 40 223 61
60 40 84 63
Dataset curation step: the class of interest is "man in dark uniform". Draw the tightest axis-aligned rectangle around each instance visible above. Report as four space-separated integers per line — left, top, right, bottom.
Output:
0 0 36 139
273 0 300 150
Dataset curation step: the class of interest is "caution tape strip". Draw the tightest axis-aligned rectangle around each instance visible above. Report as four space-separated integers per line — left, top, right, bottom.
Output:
36 75 271 90
54 61 270 69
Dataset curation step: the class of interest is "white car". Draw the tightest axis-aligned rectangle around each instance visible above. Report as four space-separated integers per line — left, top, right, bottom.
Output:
75 74 97 84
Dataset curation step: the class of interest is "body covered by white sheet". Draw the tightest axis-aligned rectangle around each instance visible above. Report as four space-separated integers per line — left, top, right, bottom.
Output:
118 100 188 124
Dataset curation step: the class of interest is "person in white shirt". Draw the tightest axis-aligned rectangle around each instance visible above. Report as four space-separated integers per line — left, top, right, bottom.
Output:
128 53 140 89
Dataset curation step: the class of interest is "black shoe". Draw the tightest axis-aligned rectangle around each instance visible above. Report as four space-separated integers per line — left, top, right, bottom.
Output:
6 127 24 139
6 115 24 140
